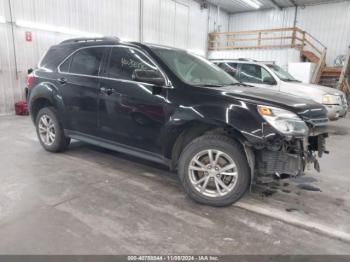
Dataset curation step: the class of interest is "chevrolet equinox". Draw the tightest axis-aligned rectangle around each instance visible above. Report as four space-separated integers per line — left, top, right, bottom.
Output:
28 37 329 206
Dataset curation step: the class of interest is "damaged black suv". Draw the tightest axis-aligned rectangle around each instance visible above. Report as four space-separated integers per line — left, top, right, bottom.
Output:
28 37 329 206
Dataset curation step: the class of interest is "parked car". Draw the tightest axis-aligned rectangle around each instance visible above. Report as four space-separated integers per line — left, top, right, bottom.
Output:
212 59 348 121
28 37 329 207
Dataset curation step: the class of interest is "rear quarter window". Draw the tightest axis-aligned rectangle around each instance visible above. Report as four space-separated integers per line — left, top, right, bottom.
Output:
39 46 72 71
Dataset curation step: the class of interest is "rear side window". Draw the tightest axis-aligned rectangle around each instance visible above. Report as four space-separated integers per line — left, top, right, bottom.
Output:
105 47 159 81
217 62 238 78
239 64 273 84
60 47 105 76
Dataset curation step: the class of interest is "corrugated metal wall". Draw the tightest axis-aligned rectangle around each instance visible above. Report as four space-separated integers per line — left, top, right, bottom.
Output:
143 0 208 54
229 8 295 31
188 0 209 55
0 0 18 115
208 4 230 33
227 1 350 65
0 0 210 115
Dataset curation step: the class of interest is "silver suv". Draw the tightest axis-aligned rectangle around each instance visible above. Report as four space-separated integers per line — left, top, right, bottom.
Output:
212 59 348 121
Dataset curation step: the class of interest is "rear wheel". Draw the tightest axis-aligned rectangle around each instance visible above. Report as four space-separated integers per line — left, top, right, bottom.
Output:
178 135 250 207
35 107 70 152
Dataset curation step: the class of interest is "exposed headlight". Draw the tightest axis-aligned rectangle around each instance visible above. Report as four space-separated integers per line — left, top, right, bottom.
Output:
322 94 339 105
257 105 309 136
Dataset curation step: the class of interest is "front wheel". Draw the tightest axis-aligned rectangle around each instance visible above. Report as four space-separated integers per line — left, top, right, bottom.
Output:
35 107 70 152
178 135 250 207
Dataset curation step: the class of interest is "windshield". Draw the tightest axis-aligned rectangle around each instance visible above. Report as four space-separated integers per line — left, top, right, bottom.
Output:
151 47 239 87
267 64 300 82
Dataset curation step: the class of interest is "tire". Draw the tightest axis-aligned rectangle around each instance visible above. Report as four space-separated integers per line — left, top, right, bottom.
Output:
178 135 250 207
35 107 70 152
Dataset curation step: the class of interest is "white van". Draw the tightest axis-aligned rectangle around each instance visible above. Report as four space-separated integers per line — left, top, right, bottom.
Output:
212 59 348 121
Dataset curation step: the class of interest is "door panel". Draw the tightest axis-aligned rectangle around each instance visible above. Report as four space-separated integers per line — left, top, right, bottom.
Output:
98 47 169 153
58 47 107 135
60 75 100 135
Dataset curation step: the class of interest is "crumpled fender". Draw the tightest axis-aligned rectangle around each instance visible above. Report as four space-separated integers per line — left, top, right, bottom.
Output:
160 100 279 159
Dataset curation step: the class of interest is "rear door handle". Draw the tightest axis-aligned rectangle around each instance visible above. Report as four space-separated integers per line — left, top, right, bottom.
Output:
57 77 67 85
100 87 115 95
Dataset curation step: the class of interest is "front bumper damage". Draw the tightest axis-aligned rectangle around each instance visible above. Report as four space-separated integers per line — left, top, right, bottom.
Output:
247 125 329 183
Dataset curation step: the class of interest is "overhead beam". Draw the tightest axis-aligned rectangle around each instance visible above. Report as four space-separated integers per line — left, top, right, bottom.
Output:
193 0 209 9
289 0 297 6
270 0 282 10
289 0 298 27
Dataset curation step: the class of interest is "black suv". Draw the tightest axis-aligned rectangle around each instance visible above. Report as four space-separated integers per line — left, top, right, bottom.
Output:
28 37 329 206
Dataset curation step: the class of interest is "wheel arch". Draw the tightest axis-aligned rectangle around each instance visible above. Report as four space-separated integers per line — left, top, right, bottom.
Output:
165 120 248 170
28 82 64 123
30 97 54 123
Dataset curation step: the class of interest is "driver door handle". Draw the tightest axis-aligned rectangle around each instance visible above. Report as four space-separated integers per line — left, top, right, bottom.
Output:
57 77 67 85
100 87 116 95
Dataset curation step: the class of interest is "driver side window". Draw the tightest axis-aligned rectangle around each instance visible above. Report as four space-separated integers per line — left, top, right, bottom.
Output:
239 64 275 85
217 62 238 78
106 47 161 82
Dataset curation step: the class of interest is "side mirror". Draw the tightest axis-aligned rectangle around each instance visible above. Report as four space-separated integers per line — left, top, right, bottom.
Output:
132 69 166 87
263 76 276 85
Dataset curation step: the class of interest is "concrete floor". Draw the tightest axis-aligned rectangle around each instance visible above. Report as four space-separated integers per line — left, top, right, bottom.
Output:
0 115 350 254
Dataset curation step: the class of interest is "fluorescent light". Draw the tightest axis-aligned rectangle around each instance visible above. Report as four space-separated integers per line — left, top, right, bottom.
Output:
15 20 102 37
0 16 6 24
241 0 262 9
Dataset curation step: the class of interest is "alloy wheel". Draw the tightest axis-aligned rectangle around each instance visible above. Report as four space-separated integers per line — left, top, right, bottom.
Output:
38 114 56 146
188 149 238 198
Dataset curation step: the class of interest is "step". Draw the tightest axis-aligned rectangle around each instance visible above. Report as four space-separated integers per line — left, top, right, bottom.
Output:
301 50 320 63
321 67 342 77
319 77 339 88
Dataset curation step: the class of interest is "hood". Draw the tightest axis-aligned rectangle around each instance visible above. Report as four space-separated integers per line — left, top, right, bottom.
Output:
281 81 345 103
220 85 328 122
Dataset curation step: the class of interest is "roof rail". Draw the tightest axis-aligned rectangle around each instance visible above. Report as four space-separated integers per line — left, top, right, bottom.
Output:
238 58 258 62
60 37 120 44
210 58 259 62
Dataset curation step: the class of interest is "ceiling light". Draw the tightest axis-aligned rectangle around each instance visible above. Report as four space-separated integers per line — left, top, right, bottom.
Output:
241 0 262 9
0 16 6 24
15 20 102 37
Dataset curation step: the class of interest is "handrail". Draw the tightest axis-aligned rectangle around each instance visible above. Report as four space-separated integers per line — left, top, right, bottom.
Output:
208 27 326 58
304 31 327 49
210 27 296 36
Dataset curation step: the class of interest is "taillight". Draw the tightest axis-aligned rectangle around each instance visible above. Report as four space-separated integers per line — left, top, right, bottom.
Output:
26 73 34 89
